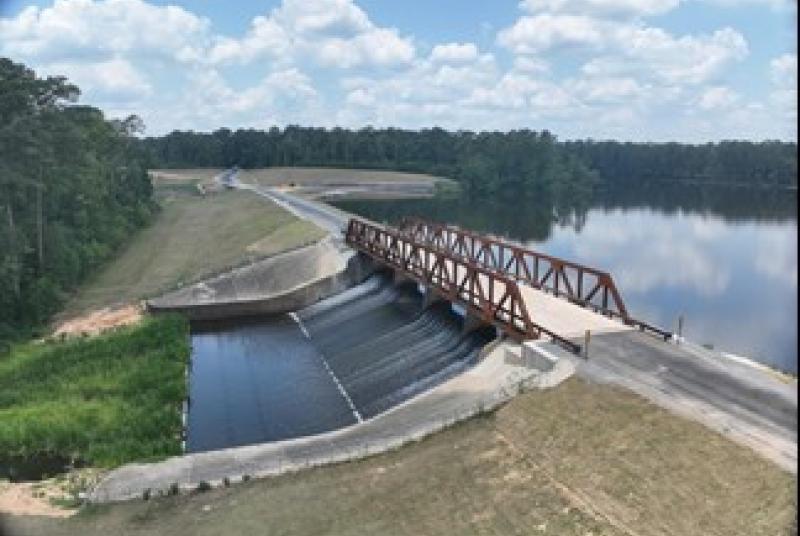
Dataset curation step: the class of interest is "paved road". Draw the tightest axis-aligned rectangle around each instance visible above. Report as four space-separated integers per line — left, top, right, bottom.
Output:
544 330 797 472
230 169 349 236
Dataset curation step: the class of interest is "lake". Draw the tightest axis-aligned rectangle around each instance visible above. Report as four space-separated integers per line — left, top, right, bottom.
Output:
332 186 798 374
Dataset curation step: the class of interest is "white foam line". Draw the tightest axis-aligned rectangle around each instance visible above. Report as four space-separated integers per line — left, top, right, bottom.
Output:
290 312 310 339
289 312 363 423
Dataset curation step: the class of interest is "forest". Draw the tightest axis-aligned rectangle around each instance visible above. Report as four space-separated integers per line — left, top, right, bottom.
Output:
0 57 155 348
565 139 797 188
145 128 797 191
142 127 599 198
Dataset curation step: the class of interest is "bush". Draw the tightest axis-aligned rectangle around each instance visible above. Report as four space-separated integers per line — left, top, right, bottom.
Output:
0 315 189 467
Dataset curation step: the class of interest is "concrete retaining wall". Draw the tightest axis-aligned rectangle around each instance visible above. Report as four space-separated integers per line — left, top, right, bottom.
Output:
147 239 377 320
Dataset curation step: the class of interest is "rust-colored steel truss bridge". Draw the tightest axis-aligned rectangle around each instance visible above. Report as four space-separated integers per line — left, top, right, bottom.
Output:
345 218 582 351
397 217 670 339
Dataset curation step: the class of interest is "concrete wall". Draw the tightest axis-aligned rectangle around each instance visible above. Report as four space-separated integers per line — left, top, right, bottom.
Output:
147 239 377 320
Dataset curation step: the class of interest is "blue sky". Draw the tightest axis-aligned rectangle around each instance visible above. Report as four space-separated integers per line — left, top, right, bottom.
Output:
1 0 796 140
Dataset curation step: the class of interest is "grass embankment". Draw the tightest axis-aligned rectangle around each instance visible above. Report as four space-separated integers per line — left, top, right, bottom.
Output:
0 315 189 467
7 378 795 536
61 181 325 317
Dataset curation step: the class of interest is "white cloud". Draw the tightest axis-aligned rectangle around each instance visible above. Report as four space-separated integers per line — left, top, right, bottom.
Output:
346 87 376 107
513 56 551 73
767 53 797 132
697 86 739 109
702 0 796 11
0 0 209 62
499 15 748 86
572 27 748 85
573 76 646 103
464 72 545 108
208 0 414 68
207 16 289 65
0 0 792 140
498 14 610 53
429 42 479 63
770 53 797 86
166 66 320 132
44 57 152 101
519 0 680 16
626 27 748 84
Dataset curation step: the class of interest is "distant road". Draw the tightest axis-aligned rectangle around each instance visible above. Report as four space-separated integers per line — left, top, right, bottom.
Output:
226 168 349 235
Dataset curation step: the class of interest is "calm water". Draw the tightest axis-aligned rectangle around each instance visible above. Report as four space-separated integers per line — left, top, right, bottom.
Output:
333 186 798 374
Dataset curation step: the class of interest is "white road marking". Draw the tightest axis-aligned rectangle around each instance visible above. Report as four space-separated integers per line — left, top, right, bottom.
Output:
289 312 363 423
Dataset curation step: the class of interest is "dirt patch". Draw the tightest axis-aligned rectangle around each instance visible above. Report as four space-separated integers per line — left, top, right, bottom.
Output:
0 469 105 519
53 304 143 338
0 482 74 518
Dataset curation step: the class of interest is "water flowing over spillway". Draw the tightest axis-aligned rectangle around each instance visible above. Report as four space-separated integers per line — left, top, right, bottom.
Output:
186 275 494 453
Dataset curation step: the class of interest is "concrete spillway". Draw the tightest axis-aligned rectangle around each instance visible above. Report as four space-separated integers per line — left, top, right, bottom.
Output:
299 276 494 419
186 275 494 453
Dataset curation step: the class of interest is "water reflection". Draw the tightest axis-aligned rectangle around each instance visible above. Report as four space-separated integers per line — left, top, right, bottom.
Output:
333 187 798 373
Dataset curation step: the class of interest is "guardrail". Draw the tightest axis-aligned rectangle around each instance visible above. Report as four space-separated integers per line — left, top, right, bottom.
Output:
345 218 581 352
398 218 671 340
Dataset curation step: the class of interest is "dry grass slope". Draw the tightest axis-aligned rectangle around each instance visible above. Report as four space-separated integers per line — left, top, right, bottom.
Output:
61 185 325 318
5 377 794 536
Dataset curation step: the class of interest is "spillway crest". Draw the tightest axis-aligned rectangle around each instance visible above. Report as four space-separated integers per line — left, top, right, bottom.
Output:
186 275 494 453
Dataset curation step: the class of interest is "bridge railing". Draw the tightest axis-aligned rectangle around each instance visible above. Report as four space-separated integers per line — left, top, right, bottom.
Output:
398 218 671 340
345 218 581 352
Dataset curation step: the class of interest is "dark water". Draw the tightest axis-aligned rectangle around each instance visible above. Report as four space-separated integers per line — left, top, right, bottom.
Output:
333 186 798 374
187 316 356 452
187 276 493 452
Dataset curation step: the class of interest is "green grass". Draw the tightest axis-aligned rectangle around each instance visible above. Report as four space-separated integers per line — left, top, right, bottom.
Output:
6 378 794 536
0 315 189 467
61 188 325 317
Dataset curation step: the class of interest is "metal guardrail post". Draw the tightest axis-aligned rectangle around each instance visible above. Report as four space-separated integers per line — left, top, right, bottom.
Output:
584 330 591 359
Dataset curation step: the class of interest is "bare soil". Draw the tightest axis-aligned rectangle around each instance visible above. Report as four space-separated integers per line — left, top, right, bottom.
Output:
53 305 143 338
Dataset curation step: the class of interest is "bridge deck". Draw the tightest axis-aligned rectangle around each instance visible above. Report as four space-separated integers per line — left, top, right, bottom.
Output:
517 284 633 339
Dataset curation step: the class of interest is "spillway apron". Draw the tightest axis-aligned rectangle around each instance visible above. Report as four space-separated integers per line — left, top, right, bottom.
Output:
290 312 364 423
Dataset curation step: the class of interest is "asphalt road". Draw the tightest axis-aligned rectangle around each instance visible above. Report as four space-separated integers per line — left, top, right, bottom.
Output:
547 330 798 472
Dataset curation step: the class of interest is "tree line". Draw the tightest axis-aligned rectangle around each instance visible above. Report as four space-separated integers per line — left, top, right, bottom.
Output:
565 140 797 189
1 57 155 348
144 128 797 191
141 127 599 198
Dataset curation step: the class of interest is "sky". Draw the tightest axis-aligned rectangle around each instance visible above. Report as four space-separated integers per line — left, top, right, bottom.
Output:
0 0 797 140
